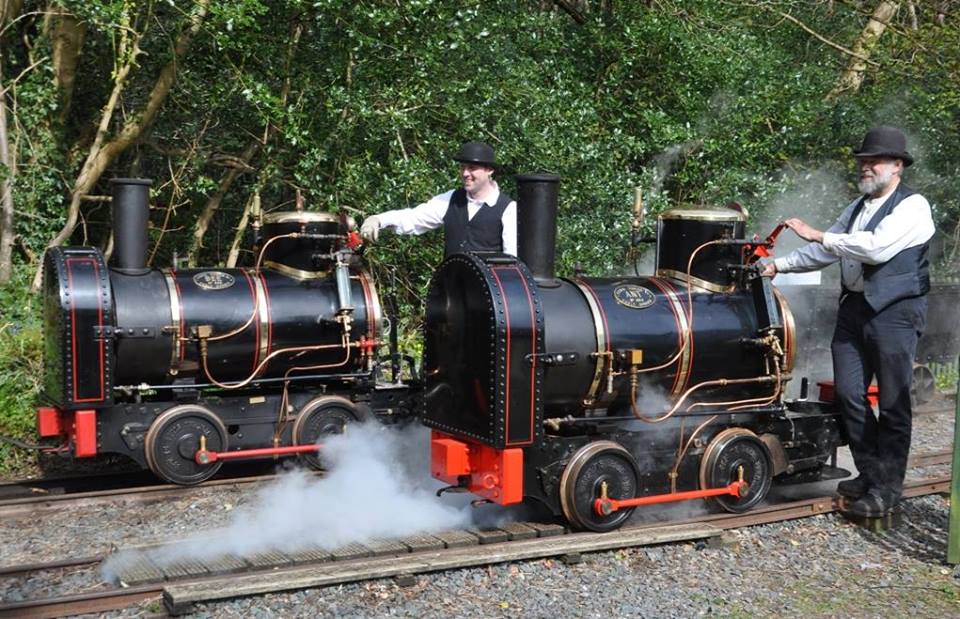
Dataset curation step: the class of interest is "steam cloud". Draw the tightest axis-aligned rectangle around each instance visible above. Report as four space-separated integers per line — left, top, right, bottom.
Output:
103 422 471 582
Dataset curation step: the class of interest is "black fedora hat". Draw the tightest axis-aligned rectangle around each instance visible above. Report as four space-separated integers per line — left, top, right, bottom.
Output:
452 141 497 168
853 126 914 167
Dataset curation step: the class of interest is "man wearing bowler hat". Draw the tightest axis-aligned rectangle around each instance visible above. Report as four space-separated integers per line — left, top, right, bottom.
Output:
360 141 517 256
762 126 935 517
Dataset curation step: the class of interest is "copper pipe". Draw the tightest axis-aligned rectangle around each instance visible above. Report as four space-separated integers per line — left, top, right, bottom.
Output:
200 339 356 390
669 414 718 493
273 347 355 442
630 372 779 424
634 240 723 375
174 233 303 345
206 233 303 343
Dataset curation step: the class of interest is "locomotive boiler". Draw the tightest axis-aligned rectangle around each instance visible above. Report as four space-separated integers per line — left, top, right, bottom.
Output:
38 179 412 484
425 174 846 531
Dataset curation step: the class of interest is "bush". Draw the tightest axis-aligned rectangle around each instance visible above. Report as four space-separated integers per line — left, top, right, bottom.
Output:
0 265 44 476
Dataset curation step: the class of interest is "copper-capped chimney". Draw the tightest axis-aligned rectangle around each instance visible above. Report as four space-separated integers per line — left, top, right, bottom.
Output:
111 178 152 275
516 173 560 286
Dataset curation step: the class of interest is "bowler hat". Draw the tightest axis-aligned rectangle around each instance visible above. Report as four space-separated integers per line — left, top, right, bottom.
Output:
853 126 914 167
452 141 497 168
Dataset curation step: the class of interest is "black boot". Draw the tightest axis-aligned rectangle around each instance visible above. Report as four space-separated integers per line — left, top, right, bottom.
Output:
836 475 870 499
844 489 892 518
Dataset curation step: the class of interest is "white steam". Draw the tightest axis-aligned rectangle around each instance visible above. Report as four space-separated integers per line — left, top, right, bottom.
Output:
103 422 471 581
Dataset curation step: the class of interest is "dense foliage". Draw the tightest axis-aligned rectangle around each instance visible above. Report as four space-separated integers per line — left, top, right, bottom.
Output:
1 1 958 469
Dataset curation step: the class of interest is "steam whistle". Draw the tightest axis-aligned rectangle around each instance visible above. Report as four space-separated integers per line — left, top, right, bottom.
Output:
631 186 645 246
251 192 263 252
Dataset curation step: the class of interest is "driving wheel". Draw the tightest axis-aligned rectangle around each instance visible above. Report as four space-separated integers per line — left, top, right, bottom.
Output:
559 441 641 533
292 396 362 470
144 405 227 485
699 428 772 513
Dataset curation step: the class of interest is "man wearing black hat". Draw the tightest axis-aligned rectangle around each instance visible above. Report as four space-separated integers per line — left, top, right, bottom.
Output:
762 126 935 518
360 141 517 256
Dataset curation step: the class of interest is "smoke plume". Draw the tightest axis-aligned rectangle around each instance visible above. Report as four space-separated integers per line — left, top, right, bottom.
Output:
103 422 471 582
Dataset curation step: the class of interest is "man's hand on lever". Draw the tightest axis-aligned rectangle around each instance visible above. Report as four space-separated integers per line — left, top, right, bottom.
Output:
360 215 382 242
783 218 824 243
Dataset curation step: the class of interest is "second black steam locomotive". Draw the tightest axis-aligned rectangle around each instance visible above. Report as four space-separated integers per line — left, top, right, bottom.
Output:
425 175 846 531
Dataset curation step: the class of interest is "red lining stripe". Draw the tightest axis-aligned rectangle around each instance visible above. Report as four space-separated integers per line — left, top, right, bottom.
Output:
171 269 186 361
660 278 694 393
359 273 375 341
258 272 273 356
513 267 537 444
580 281 611 353
490 267 512 442
65 258 105 403
240 270 260 373
648 278 685 393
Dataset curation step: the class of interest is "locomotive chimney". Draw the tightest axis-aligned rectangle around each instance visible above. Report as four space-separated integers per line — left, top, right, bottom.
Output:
110 178 152 275
516 173 561 286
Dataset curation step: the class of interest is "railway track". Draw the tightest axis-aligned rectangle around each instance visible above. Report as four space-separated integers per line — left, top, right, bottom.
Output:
0 468 315 517
0 460 282 503
0 473 952 619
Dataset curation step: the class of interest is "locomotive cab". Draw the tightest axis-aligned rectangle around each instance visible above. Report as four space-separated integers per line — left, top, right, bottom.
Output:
425 174 845 532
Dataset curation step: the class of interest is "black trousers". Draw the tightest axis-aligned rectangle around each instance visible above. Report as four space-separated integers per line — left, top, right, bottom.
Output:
831 293 927 501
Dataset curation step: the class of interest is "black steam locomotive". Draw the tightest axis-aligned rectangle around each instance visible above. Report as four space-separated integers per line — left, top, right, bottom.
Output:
425 175 846 532
38 179 414 484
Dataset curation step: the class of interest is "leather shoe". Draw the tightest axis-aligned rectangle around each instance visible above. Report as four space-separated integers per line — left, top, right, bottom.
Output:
836 476 870 499
844 489 891 518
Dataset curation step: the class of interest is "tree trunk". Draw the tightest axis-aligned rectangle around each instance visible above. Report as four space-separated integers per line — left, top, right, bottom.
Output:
826 1 900 100
32 0 211 290
0 0 24 26
226 192 259 268
186 140 260 266
49 5 87 123
0 62 15 284
222 21 304 268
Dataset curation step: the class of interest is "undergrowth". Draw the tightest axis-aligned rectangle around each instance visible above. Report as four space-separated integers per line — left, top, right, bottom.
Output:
0 264 44 476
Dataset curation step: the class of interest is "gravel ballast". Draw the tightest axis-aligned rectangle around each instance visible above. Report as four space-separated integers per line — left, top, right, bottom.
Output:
0 403 958 618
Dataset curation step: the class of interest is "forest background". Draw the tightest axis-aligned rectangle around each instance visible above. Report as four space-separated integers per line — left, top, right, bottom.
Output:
1 0 958 473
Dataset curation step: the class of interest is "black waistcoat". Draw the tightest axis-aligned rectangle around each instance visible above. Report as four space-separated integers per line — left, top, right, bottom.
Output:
843 183 930 312
442 189 512 256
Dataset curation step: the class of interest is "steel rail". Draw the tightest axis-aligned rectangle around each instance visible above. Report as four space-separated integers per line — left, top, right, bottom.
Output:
0 471 320 517
0 586 162 619
2 475 950 618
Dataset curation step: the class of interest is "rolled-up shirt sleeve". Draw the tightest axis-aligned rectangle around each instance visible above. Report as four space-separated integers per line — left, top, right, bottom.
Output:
376 191 452 235
820 194 935 265
501 201 517 256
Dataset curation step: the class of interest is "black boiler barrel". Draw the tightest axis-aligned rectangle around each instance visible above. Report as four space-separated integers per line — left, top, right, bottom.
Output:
516 173 560 284
111 178 152 275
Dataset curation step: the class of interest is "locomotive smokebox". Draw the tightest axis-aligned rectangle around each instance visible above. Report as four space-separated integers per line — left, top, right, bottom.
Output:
110 178 152 275
516 173 561 285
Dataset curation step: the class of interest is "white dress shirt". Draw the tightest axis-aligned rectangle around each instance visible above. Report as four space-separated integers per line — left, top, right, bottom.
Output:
376 182 518 256
774 185 935 291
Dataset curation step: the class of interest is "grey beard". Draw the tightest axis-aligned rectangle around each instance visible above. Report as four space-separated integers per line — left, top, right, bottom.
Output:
858 169 896 196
